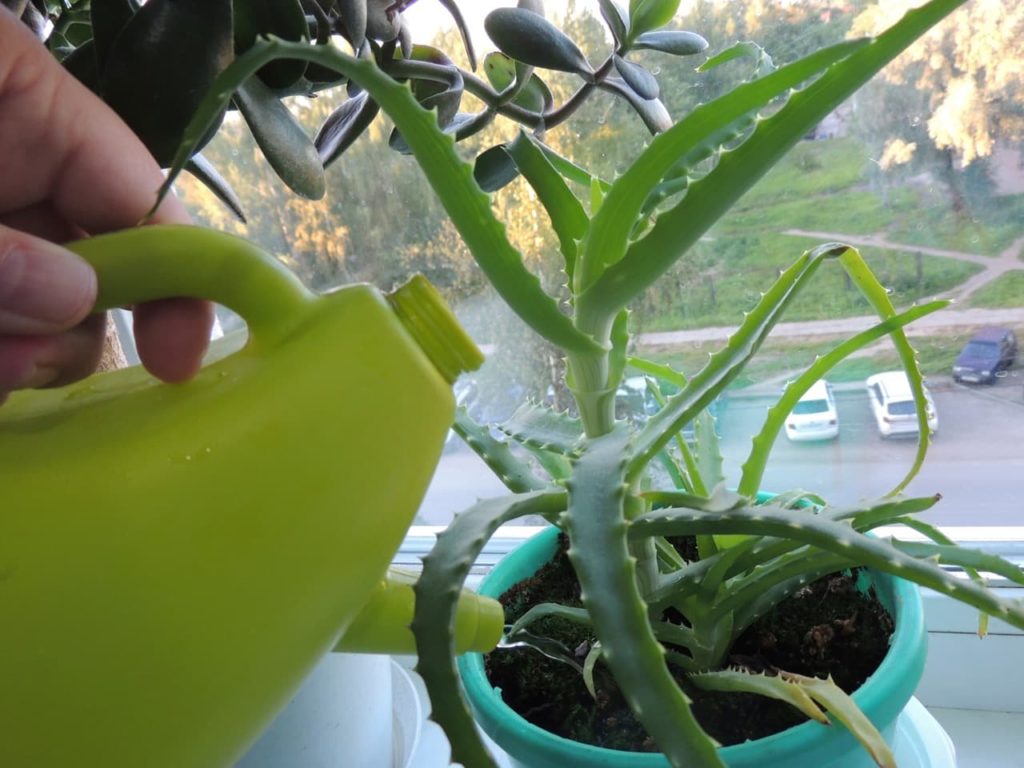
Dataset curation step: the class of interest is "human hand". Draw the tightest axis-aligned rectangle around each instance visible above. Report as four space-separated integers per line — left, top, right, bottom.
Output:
0 7 213 404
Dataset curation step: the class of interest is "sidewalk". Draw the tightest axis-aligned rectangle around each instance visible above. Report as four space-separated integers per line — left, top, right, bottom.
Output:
636 306 1024 347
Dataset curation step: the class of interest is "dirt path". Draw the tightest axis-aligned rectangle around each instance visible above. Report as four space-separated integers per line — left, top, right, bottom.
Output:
782 229 1024 303
636 230 1024 349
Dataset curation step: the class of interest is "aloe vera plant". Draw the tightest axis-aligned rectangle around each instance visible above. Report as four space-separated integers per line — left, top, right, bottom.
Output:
21 0 1024 765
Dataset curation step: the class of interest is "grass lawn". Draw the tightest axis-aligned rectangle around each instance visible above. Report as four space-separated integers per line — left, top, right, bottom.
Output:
965 272 1024 309
633 136 1000 332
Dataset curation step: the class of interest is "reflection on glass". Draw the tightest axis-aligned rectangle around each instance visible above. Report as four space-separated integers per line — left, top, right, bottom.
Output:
177 1 1023 528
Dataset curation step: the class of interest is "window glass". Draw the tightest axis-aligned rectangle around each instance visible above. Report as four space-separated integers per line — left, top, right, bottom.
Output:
177 0 1024 531
792 400 831 416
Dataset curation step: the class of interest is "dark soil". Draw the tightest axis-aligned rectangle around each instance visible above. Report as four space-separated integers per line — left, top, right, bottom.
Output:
485 534 894 752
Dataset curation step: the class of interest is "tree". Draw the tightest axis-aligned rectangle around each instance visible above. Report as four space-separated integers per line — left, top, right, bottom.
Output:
851 0 1024 167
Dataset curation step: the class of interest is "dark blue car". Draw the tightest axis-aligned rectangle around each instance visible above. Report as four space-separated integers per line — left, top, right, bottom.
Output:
952 327 1018 384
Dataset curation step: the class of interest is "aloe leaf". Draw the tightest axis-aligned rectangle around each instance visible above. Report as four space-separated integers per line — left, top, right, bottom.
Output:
636 372 705 495
607 309 630 388
582 642 603 700
888 536 1024 588
156 39 602 356
233 75 326 199
565 427 724 767
628 356 688 388
413 490 567 768
736 297 950 498
887 516 990 632
792 673 897 768
697 40 774 75
691 668 827 724
506 131 588 277
485 7 593 78
614 54 659 100
498 401 583 457
838 248 931 496
453 407 550 494
645 495 941 613
574 37 866 299
630 503 1024 631
633 30 708 56
629 244 844 477
314 90 380 167
585 0 967 316
183 154 246 223
508 603 592 636
537 142 612 192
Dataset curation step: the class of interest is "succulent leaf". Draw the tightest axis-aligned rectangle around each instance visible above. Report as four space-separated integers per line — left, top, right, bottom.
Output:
184 154 247 223
633 30 709 56
614 54 660 100
472 143 520 192
314 90 380 167
233 75 326 199
485 7 593 78
597 0 628 48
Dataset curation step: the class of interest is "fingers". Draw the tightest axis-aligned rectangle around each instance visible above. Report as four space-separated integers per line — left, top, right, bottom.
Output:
0 8 189 232
0 314 106 402
0 10 213 395
134 298 215 383
0 224 96 335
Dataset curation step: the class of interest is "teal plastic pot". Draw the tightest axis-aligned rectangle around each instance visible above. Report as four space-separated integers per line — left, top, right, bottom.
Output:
459 526 927 768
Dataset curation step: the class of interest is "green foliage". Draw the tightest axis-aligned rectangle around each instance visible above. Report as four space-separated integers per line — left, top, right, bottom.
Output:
968 272 1024 308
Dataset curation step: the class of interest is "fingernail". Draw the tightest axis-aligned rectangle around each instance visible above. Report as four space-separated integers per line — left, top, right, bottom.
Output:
0 242 97 332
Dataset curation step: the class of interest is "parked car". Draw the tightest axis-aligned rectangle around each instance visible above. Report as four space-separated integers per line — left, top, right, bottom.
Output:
952 326 1017 384
784 379 839 441
615 376 718 442
865 371 938 438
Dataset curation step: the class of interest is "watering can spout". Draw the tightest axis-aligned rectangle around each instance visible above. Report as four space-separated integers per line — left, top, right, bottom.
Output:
337 567 505 655
0 226 483 768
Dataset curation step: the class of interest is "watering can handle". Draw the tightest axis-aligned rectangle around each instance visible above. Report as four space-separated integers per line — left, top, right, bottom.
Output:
67 225 315 343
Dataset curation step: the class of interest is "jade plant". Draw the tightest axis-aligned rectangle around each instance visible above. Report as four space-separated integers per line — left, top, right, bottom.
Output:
18 0 1024 766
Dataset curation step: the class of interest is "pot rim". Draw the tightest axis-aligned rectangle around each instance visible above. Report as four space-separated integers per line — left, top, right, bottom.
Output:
459 525 927 766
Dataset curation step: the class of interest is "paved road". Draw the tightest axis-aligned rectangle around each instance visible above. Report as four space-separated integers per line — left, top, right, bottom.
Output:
416 373 1024 527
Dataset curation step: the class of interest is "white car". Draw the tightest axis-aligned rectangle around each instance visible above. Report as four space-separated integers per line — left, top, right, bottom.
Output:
865 371 938 438
784 379 839 441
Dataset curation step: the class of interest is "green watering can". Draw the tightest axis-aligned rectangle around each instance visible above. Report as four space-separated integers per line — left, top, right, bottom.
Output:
0 226 501 767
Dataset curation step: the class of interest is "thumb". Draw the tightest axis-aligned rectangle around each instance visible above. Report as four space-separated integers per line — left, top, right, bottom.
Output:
0 225 97 335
